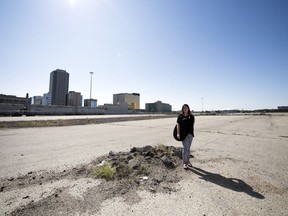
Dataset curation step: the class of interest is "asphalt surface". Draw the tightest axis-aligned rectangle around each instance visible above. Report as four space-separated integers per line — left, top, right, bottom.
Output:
0 114 288 215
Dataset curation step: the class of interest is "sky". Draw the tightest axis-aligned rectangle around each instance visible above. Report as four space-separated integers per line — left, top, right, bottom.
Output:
0 0 287 111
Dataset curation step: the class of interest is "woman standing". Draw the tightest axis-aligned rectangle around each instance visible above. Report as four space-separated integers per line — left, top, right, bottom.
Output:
176 104 195 169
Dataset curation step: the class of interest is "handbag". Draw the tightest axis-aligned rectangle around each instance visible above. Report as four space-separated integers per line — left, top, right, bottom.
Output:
173 124 182 141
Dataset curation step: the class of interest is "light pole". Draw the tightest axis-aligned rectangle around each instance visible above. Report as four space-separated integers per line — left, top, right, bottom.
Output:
201 97 203 112
89 72 94 106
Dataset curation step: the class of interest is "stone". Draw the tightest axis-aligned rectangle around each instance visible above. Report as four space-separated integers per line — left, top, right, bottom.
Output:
128 159 141 170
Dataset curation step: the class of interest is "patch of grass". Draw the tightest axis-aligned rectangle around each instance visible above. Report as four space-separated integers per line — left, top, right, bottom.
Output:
116 163 131 178
155 143 173 156
92 162 116 180
155 143 166 152
138 164 149 176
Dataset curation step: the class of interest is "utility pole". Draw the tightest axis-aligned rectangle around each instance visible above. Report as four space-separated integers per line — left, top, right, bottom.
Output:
89 72 94 107
201 97 204 112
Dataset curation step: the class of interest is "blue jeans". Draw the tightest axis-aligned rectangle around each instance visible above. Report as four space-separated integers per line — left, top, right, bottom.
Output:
182 133 193 164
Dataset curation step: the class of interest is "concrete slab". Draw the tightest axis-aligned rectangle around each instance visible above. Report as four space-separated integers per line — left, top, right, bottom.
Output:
0 114 287 215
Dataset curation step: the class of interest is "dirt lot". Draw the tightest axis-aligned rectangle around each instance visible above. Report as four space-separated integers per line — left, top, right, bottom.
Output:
0 113 288 215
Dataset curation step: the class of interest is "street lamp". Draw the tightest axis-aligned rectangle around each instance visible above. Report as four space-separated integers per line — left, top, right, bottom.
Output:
89 72 94 101
201 97 204 112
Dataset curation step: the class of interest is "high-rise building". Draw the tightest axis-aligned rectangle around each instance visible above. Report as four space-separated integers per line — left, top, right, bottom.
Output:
67 91 82 106
42 93 49 105
49 69 69 106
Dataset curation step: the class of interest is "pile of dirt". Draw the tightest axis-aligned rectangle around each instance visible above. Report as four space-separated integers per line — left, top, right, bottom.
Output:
1 145 187 215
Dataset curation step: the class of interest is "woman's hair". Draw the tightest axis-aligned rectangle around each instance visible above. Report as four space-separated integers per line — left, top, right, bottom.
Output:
181 104 191 115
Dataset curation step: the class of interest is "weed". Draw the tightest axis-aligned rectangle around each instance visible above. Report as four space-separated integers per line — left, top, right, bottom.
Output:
155 143 166 152
138 164 149 176
92 162 116 180
116 163 131 178
155 143 173 156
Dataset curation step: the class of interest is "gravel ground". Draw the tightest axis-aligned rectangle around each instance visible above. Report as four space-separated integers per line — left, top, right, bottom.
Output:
0 113 288 215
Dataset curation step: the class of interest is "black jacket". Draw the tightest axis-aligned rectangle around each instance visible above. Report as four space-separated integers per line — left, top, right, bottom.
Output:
177 114 195 140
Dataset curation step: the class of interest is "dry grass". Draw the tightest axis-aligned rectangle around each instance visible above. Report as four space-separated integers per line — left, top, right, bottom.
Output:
0 115 176 129
92 162 116 180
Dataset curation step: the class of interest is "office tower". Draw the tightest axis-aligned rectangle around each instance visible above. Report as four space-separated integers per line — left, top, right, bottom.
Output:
67 91 82 106
49 69 69 106
42 93 49 105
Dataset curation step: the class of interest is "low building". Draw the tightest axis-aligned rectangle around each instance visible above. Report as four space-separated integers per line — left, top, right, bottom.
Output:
278 106 288 111
97 102 131 114
0 94 29 116
84 99 97 108
0 93 28 105
113 93 140 110
145 101 172 113
30 96 43 105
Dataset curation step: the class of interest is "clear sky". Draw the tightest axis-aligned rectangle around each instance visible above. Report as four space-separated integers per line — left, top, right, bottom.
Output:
0 0 287 111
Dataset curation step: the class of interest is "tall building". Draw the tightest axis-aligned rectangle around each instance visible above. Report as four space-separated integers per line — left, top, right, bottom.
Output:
67 91 82 106
49 69 69 105
42 93 49 106
113 93 140 110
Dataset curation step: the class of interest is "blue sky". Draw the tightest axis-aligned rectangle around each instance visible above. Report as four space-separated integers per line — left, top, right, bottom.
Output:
0 0 287 111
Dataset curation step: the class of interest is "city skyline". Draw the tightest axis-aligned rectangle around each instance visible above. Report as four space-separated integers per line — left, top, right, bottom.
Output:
0 0 287 111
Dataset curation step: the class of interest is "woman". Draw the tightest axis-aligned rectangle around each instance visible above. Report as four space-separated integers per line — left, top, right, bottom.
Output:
176 104 195 169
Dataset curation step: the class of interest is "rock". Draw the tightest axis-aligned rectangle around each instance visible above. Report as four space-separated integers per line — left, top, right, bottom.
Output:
111 160 120 167
108 155 118 161
172 147 182 158
152 177 162 185
134 179 140 185
109 151 116 156
130 147 137 153
144 156 152 161
125 154 134 161
144 151 154 157
161 155 173 166
140 145 154 154
129 159 141 170
76 167 86 175
7 177 14 181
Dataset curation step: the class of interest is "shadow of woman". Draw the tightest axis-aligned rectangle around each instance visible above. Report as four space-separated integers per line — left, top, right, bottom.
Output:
190 166 265 199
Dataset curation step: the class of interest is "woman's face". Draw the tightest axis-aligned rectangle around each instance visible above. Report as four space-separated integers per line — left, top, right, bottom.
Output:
183 106 189 113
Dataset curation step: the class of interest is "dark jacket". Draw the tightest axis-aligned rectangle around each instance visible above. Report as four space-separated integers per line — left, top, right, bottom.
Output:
177 114 195 140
